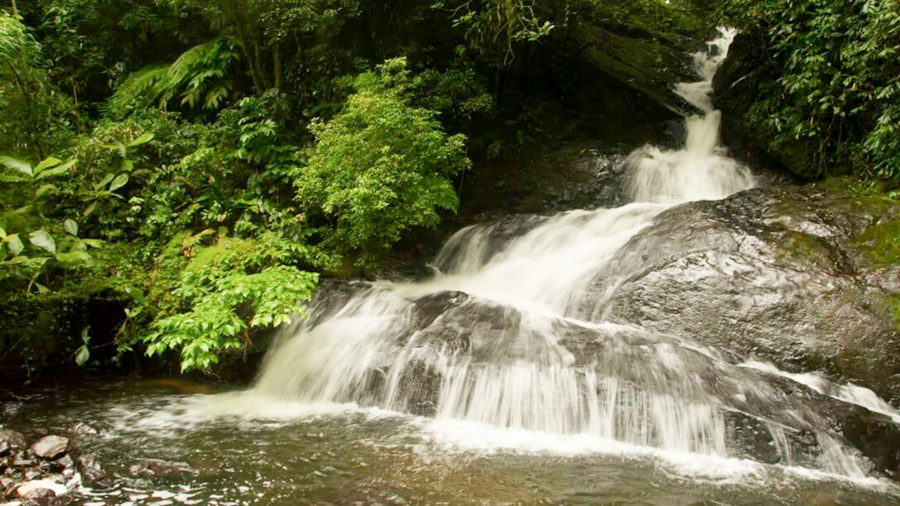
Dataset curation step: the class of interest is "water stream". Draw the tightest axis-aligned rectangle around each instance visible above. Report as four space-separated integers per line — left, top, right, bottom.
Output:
4 29 900 506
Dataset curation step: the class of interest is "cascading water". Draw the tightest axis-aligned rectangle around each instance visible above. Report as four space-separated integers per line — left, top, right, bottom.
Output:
251 29 890 479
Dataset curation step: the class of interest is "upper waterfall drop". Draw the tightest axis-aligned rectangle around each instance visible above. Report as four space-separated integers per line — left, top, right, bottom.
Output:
627 27 754 205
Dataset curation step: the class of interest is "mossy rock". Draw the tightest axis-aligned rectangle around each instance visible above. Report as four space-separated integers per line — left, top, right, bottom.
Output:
852 220 900 268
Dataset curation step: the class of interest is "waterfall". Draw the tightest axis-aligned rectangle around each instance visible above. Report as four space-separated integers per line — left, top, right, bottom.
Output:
250 29 876 478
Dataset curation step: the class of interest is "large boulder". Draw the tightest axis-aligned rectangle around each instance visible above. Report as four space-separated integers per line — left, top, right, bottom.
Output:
593 183 900 403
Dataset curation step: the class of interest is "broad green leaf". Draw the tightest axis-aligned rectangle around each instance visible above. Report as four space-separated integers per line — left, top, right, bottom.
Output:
35 159 77 180
83 202 98 217
35 283 50 294
0 173 30 183
64 219 79 237
56 250 91 265
81 325 91 344
94 172 115 190
75 345 90 367
7 234 24 256
33 157 62 174
0 225 5 239
36 184 59 197
127 132 155 148
29 230 56 254
119 159 134 173
109 173 129 192
0 156 32 177
81 238 105 248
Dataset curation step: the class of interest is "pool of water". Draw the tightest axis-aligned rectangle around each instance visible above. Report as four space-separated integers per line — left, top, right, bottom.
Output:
2 378 899 506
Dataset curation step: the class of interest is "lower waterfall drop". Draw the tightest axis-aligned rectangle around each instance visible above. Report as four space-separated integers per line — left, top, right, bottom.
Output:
251 28 879 479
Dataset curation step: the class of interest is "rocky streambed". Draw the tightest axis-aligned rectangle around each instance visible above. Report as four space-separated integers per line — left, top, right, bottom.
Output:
1 424 107 504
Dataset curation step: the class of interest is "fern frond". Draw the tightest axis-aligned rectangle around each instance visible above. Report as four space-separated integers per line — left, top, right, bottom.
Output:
105 64 167 117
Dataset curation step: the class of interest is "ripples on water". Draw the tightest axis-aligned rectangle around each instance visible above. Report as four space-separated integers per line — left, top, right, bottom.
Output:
3 380 900 506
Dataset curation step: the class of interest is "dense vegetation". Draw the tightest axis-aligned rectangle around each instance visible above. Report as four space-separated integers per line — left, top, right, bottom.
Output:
2 0 896 379
719 0 900 184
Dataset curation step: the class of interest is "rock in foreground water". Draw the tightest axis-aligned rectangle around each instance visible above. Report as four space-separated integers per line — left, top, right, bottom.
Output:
31 436 69 461
0 429 26 454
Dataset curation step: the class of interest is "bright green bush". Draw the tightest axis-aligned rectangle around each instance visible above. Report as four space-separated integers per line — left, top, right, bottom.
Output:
143 235 318 372
298 58 471 269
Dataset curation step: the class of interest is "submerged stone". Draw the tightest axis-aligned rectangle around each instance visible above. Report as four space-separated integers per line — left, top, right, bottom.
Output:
65 423 98 437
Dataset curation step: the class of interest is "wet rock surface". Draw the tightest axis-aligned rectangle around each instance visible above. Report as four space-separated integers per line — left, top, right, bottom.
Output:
592 184 900 404
128 458 193 479
31 436 69 461
0 429 27 454
0 425 111 502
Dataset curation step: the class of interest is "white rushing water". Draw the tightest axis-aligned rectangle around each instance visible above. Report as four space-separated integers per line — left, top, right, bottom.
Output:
249 28 887 480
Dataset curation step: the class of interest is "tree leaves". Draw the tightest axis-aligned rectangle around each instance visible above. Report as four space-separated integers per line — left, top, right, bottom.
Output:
7 234 24 256
64 219 79 237
0 155 32 176
127 132 155 147
109 173 129 192
28 230 56 254
36 159 77 179
0 155 77 180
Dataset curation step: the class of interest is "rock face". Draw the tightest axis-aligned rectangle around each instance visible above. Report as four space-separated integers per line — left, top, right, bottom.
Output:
594 184 900 404
31 436 69 461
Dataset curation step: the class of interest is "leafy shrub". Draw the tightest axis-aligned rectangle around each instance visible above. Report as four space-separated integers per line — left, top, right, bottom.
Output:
298 58 471 268
143 234 318 372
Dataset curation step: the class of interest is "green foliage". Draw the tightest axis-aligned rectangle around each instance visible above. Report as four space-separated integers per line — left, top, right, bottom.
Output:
299 58 471 268
108 37 242 116
143 235 318 372
721 0 900 181
437 0 555 63
0 12 77 157
0 153 101 298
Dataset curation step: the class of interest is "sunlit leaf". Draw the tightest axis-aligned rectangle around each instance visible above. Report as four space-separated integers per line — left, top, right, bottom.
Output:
7 234 24 256
36 159 77 180
109 173 129 192
0 155 32 177
33 157 61 174
64 219 79 237
120 159 134 173
81 238 105 248
29 230 56 254
127 132 155 148
36 184 59 197
75 345 90 366
94 172 116 190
